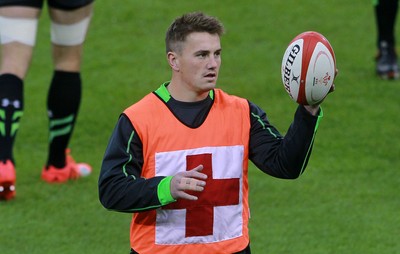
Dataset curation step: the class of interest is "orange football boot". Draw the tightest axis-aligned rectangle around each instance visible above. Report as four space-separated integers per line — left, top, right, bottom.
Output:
0 160 16 201
41 149 92 183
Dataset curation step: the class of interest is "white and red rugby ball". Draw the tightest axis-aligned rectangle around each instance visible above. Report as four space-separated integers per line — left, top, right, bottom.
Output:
281 31 336 105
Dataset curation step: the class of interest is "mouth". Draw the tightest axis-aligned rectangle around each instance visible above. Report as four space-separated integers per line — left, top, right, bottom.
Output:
204 72 217 80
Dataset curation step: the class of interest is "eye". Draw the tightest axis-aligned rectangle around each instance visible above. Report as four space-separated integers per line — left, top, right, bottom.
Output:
197 52 208 58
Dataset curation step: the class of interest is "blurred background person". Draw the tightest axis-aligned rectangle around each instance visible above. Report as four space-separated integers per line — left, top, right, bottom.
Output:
0 0 94 201
374 0 399 79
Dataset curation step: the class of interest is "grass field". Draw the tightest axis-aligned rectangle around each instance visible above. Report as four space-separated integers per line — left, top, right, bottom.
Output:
1 1 400 253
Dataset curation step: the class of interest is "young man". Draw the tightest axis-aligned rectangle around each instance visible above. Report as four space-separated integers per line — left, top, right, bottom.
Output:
0 0 94 201
99 12 334 254
374 0 399 79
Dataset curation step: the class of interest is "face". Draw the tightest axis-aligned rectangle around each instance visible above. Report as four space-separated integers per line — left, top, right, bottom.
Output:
168 32 222 101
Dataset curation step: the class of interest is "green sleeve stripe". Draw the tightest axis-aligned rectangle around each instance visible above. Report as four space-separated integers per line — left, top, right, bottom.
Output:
251 112 266 129
158 176 176 205
122 130 136 179
299 107 323 176
107 131 176 212
314 107 324 131
251 112 281 138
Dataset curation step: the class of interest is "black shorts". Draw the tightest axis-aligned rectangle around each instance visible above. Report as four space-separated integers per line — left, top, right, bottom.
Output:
0 0 94 10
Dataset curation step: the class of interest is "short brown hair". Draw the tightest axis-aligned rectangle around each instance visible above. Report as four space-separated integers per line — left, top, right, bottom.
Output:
165 12 225 53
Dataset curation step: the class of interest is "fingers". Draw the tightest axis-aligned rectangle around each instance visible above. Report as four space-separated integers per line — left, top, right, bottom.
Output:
329 84 335 93
170 164 207 200
178 177 205 192
185 164 207 180
330 68 339 92
176 191 199 201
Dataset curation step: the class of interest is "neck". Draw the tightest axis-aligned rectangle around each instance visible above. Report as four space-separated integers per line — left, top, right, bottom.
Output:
167 81 210 102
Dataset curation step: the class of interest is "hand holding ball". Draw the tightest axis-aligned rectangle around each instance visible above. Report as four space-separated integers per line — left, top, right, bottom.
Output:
281 31 336 105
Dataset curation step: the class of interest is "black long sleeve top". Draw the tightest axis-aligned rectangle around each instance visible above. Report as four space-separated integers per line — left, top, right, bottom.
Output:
98 90 322 212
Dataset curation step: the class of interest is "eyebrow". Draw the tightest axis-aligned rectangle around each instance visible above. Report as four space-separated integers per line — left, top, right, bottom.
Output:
194 48 222 55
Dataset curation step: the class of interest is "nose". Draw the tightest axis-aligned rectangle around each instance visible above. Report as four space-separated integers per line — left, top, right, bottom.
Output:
207 56 218 69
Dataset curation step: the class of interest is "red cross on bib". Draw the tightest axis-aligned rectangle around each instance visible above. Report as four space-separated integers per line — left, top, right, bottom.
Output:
155 146 244 244
164 153 240 237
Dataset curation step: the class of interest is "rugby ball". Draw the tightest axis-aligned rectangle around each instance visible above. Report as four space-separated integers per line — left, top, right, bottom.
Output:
281 31 336 105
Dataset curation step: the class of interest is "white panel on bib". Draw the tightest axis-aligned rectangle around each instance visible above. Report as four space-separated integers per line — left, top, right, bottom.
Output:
155 145 244 245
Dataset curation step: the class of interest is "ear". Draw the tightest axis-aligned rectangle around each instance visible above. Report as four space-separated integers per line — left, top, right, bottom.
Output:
167 52 180 71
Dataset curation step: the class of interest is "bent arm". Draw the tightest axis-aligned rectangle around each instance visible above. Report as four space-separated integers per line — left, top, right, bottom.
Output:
249 102 322 179
98 115 175 212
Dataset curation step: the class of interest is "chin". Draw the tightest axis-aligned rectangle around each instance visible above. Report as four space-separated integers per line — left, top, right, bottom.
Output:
204 81 217 89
